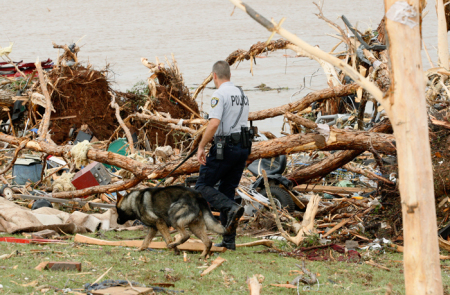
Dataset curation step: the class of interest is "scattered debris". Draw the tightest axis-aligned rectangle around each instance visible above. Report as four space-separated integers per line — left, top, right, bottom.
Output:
1 3 450 293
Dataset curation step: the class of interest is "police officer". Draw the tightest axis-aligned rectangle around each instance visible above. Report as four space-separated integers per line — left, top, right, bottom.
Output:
195 60 250 250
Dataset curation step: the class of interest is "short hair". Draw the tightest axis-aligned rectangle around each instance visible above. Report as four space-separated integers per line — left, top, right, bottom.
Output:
212 61 231 80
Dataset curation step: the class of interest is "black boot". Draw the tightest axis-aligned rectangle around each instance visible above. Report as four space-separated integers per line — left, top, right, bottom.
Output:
225 204 244 234
214 234 236 250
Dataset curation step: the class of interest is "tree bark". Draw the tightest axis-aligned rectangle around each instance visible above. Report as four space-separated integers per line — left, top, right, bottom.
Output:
385 0 442 293
0 90 15 107
252 127 395 157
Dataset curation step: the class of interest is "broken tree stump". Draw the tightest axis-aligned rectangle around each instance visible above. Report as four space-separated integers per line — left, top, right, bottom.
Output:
384 0 442 293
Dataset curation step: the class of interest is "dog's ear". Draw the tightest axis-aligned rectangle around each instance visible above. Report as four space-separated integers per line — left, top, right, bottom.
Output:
116 191 125 207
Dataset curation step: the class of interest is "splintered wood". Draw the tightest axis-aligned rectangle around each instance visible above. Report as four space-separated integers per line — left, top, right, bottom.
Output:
247 274 263 295
290 195 321 246
201 256 226 276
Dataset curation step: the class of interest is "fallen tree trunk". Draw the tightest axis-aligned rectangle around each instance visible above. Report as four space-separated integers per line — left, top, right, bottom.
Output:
136 84 358 124
0 118 394 188
384 0 442 292
0 133 150 178
52 177 144 199
147 121 394 179
248 83 358 121
287 149 364 184
286 121 392 184
251 126 395 156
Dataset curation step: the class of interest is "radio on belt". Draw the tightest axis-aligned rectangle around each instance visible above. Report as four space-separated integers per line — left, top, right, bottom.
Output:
71 161 111 192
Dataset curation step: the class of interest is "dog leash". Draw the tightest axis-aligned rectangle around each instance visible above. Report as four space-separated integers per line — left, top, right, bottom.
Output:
154 146 198 188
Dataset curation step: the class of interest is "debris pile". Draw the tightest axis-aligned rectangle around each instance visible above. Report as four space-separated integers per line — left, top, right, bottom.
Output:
0 10 444 237
0 2 450 293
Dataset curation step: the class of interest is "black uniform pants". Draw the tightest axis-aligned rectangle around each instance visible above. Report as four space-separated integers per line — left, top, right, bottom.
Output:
195 142 250 238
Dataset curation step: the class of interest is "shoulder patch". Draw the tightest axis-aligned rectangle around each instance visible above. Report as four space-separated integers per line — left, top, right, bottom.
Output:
211 97 219 108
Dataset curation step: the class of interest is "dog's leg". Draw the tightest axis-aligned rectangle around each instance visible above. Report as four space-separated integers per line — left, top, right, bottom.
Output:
168 226 190 250
156 221 180 255
189 219 212 258
139 226 157 251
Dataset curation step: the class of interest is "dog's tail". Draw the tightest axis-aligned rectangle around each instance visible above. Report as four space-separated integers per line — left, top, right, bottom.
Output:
198 198 225 234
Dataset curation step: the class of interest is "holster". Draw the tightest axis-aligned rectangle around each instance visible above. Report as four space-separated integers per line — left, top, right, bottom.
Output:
240 126 257 149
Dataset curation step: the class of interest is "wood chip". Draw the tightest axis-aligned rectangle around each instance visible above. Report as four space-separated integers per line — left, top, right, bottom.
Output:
201 256 226 276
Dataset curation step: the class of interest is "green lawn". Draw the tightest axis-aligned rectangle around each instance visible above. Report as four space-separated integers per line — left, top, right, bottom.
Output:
1 230 450 294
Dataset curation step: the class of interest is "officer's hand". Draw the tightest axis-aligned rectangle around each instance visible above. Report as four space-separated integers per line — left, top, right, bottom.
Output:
197 147 206 165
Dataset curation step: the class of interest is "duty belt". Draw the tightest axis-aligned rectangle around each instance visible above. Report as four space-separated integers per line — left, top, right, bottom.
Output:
214 132 241 145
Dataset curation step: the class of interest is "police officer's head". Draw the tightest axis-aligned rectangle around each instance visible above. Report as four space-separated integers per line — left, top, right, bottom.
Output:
212 61 231 88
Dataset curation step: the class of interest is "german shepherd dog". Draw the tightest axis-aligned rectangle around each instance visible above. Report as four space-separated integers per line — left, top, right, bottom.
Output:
116 186 225 257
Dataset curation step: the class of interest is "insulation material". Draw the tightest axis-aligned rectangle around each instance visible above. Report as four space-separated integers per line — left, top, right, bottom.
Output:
52 172 76 192
71 140 92 168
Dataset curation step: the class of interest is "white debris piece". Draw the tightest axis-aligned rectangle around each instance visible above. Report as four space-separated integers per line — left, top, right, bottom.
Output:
155 146 174 160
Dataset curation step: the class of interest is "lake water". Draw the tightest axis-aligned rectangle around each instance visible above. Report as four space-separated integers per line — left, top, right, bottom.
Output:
0 0 444 133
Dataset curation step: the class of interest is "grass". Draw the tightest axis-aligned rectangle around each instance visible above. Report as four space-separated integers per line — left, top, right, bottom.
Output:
1 230 450 294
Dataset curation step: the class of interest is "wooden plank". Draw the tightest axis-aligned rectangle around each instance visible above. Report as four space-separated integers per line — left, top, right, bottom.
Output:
35 261 49 271
201 256 226 276
73 234 226 253
294 184 373 194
